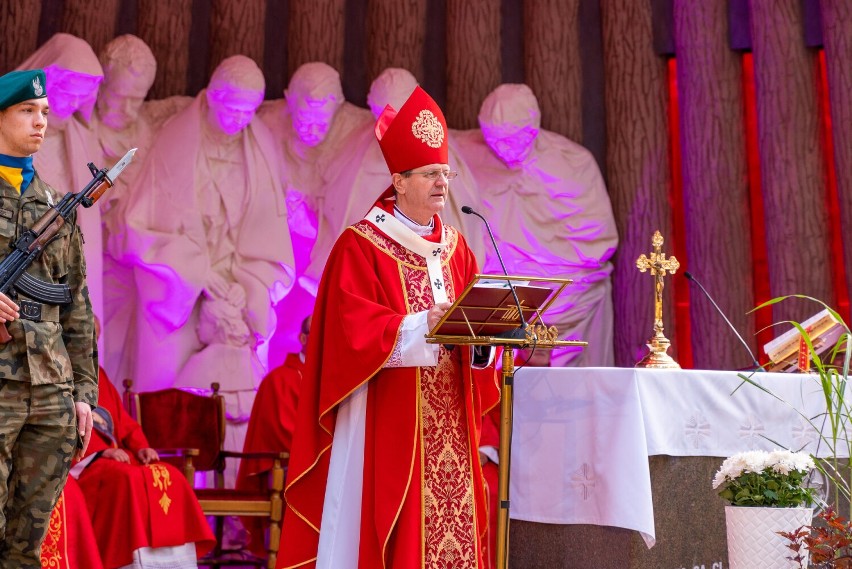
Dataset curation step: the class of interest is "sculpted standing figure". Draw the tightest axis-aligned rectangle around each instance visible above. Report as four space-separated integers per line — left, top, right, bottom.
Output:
456 84 619 366
117 55 295 461
95 34 191 383
17 33 106 329
0 68 97 567
258 62 370 358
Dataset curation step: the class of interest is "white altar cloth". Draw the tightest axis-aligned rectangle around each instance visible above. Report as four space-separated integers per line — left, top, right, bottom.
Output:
510 367 844 547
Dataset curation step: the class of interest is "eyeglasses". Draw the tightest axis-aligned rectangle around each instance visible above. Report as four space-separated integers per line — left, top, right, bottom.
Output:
408 169 459 181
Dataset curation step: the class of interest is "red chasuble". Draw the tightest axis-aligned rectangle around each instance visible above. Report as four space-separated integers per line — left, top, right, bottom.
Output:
237 352 304 555
278 190 500 569
77 369 215 569
40 477 105 569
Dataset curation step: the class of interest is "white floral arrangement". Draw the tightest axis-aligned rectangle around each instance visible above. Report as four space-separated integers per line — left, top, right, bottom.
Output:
712 449 817 507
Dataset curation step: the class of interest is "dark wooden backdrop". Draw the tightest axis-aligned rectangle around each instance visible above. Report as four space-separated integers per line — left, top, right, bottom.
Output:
2 0 851 369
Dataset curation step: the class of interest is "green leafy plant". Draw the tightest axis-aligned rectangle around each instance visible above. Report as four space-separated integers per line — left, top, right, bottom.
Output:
713 449 817 507
737 295 852 514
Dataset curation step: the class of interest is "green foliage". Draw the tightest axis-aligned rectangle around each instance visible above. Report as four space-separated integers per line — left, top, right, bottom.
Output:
719 468 817 508
739 295 852 515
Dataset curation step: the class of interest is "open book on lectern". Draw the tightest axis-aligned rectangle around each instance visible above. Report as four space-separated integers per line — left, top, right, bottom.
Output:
426 274 583 346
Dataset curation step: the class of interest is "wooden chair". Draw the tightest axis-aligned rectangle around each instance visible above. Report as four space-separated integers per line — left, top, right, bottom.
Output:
123 380 288 569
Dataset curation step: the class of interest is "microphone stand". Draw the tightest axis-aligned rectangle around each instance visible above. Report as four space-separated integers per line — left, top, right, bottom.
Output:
461 206 526 338
684 271 764 371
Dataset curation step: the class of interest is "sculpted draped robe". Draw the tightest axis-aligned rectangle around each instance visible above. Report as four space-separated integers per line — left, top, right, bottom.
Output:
116 94 295 392
455 129 619 366
279 189 500 569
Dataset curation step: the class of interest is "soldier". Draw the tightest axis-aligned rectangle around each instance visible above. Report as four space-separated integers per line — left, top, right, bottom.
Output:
0 69 97 567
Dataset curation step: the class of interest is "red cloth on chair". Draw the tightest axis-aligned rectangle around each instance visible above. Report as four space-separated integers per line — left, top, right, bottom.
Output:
40 476 104 569
76 369 215 569
236 352 302 555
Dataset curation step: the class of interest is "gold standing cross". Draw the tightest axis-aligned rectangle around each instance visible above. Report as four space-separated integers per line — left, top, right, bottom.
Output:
635 230 681 368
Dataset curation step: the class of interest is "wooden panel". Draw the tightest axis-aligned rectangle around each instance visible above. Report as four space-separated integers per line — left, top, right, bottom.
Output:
366 0 426 84
61 0 120 55
208 0 266 76
749 0 833 324
137 0 194 98
288 0 345 75
820 0 852 317
445 0 501 128
673 0 756 370
601 0 675 367
524 0 582 142
0 0 43 72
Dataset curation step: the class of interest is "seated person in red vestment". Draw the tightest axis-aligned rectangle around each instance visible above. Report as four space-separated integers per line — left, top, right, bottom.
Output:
71 319 215 569
40 476 104 569
479 347 551 569
235 315 311 555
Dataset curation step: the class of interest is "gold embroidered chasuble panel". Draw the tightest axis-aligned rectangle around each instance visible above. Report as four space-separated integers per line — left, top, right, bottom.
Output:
354 222 479 568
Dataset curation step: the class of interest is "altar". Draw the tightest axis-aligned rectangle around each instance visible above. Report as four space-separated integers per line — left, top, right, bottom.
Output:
507 367 840 568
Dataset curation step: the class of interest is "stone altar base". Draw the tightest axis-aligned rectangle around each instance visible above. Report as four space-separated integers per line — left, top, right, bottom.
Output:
509 456 728 569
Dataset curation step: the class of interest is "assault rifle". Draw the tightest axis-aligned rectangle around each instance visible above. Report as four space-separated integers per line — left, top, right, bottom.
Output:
0 148 137 342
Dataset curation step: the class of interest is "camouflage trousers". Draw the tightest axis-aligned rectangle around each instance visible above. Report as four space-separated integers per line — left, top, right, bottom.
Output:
0 380 76 568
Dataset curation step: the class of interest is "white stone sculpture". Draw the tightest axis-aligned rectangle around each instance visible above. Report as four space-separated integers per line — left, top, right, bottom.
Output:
455 84 619 366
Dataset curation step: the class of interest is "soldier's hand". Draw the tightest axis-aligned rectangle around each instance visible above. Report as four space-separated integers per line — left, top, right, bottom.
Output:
0 292 19 322
102 448 131 463
74 402 94 461
137 448 159 464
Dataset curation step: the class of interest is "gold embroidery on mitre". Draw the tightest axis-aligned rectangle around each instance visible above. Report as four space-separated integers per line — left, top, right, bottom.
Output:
149 464 173 515
411 110 445 149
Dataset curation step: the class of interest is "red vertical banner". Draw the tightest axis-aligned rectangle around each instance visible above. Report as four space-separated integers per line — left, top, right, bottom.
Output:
666 57 693 369
817 49 850 325
742 53 773 363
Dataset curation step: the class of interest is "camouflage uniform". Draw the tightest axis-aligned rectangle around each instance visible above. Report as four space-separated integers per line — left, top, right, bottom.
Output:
0 172 97 568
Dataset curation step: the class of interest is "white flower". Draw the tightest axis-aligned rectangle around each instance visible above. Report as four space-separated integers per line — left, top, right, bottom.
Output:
713 449 815 490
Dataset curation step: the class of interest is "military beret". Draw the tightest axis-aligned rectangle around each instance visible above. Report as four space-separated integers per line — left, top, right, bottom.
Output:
0 69 47 111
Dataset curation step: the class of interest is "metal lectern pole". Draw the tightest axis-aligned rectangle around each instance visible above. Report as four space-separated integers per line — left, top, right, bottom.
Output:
496 346 515 569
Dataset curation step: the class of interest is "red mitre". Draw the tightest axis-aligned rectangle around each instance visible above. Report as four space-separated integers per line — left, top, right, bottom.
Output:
374 85 449 174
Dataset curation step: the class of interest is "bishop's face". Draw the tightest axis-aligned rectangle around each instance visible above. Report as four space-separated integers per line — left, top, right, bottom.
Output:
393 163 451 225
206 84 263 136
97 68 150 130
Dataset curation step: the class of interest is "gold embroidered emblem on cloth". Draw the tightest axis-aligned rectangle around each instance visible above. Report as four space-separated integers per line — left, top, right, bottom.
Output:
411 110 445 148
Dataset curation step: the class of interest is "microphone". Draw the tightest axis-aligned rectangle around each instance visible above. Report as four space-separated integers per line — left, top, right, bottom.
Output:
462 206 527 337
684 271 762 371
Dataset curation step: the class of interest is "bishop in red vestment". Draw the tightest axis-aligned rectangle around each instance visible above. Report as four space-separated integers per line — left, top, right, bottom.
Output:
75 368 215 568
236 316 310 555
278 86 500 569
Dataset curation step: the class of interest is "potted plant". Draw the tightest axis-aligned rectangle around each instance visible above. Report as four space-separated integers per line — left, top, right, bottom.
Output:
714 449 817 568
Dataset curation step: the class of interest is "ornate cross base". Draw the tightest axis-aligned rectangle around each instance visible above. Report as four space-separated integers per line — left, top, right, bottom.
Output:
636 332 681 369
